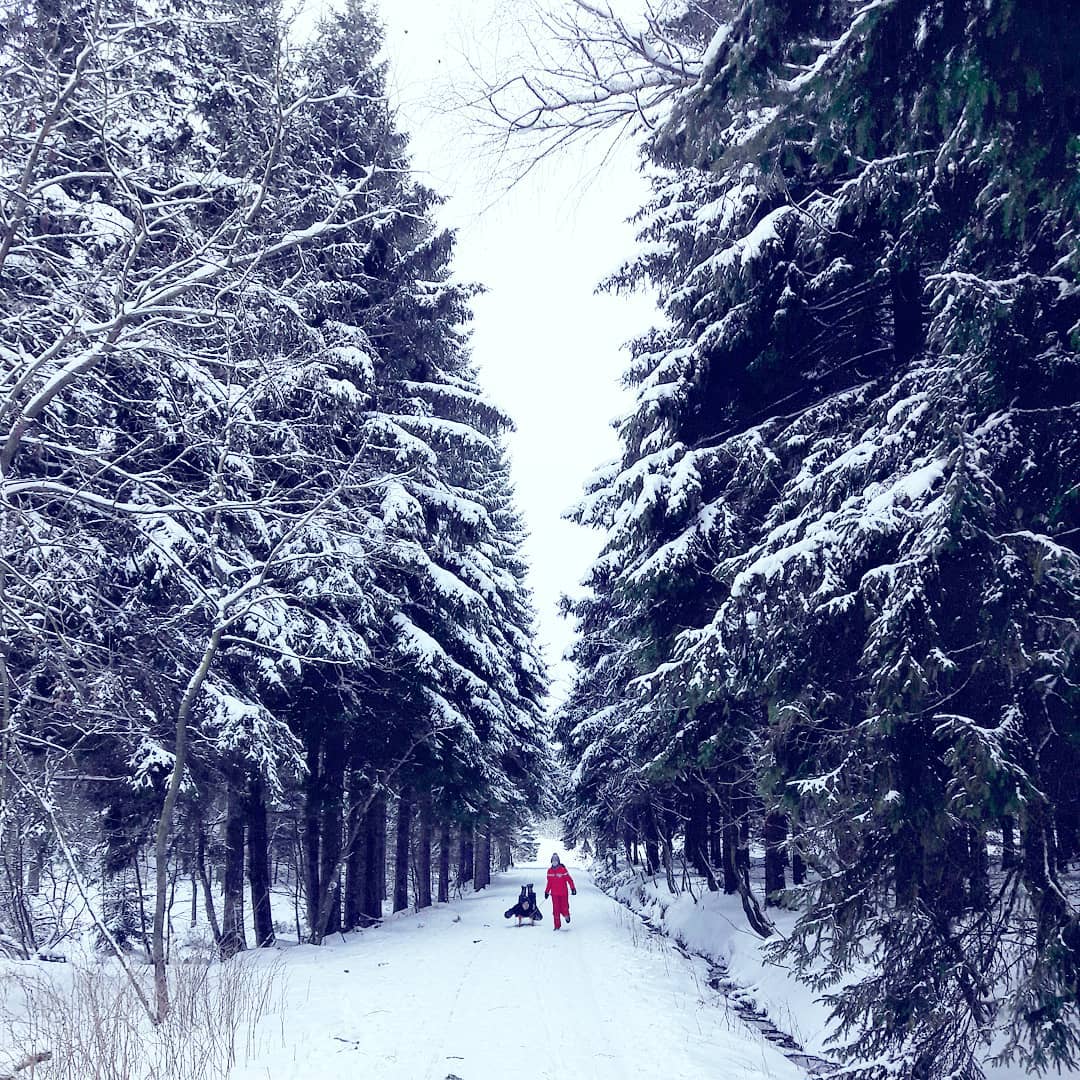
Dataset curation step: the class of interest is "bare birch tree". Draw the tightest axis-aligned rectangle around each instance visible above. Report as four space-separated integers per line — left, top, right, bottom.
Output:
474 0 721 164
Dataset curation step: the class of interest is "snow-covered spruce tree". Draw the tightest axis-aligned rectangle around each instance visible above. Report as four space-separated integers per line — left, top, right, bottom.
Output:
550 0 1078 1075
658 5 1080 1075
0 0 274 978
521 4 776 904
1 0 548 992
357 243 551 905
198 0 421 946
0 0 404 1010
559 162 792 925
233 0 551 939
477 454 550 848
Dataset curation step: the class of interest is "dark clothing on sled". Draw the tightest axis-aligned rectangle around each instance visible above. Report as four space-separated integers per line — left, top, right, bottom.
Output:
504 884 543 922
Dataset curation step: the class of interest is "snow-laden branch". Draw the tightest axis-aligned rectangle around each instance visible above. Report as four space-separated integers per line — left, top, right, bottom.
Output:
0 170 377 474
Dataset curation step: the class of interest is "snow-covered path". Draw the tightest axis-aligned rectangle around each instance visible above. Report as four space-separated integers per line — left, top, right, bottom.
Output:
236 843 803 1080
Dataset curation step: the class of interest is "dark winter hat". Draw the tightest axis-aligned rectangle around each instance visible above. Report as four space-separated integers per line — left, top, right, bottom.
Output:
550 853 561 866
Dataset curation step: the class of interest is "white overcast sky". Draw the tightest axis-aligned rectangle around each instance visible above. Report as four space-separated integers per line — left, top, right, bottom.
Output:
367 0 659 699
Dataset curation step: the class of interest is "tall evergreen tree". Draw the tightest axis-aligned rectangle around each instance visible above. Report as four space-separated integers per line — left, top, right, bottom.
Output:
0 0 549 1007
554 1 1079 1074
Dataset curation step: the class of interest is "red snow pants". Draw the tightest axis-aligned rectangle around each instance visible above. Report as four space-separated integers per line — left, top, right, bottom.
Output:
551 893 570 929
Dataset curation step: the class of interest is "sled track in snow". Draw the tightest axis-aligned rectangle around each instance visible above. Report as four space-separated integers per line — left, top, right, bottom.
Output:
606 891 838 1078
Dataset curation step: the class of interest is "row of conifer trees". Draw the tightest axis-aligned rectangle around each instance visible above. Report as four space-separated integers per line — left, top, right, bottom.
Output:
0 0 548 1011
548 2 1079 1077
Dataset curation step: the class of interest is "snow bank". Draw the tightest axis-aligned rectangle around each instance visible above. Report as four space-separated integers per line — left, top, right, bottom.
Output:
599 865 836 1058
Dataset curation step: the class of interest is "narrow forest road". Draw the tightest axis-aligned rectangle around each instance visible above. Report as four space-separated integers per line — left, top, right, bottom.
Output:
237 843 803 1080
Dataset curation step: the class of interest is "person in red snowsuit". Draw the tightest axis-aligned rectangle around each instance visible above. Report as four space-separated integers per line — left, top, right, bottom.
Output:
545 853 576 930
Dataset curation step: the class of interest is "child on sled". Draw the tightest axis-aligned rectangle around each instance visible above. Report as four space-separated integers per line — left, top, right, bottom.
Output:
503 883 544 925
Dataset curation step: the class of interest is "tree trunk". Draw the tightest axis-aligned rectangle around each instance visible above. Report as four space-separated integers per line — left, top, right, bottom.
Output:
763 811 787 906
721 812 739 895
318 726 346 939
133 854 151 956
732 783 772 937
190 863 198 927
891 257 924 366
1054 802 1079 870
686 784 711 879
437 822 451 903
791 841 807 887
894 810 923 907
707 795 723 868
734 791 751 879
1001 815 1018 870
153 629 224 1020
247 776 275 947
457 825 474 888
362 793 386 923
343 769 366 930
220 784 247 959
27 842 43 897
924 820 966 916
736 864 774 938
658 826 678 894
1022 798 1068 950
474 826 491 891
196 826 222 943
496 834 512 873
302 734 322 937
643 811 660 876
375 796 387 902
393 789 412 913
416 796 433 910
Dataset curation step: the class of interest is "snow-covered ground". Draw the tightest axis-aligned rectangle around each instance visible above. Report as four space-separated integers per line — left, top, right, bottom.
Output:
234 840 804 1080
602 868 835 1057
602 865 1038 1080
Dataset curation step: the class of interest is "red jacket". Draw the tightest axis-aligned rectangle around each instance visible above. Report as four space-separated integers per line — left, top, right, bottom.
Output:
546 864 576 899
